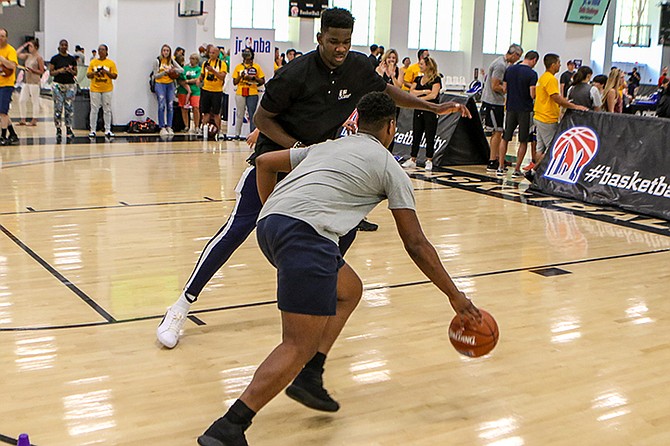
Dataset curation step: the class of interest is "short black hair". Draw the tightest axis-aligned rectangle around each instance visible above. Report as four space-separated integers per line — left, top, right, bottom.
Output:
370 44 378 52
592 74 608 85
525 50 539 61
242 47 254 59
320 7 355 33
544 53 559 69
287 48 296 55
417 49 428 60
357 92 396 131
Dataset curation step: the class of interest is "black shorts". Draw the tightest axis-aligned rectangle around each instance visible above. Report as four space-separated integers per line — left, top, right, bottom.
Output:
200 90 223 115
257 214 344 316
0 86 13 115
481 102 504 133
503 110 532 143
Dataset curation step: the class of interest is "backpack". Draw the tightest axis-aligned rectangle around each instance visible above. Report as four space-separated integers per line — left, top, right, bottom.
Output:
128 118 159 133
149 56 160 93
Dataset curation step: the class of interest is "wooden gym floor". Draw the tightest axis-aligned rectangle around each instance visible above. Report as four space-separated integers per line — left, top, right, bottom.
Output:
1 97 670 445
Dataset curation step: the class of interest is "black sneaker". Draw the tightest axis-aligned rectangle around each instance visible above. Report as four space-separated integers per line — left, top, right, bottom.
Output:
56 128 62 141
198 417 250 446
356 219 378 232
524 170 535 182
7 134 19 145
285 369 340 412
0 136 7 146
66 127 75 139
486 160 499 172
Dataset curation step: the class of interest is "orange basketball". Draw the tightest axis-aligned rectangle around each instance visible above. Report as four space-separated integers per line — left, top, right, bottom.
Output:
449 309 499 357
0 65 14 78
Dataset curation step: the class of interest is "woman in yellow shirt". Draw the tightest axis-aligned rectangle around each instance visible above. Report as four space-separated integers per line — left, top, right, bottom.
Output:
153 44 183 136
232 48 265 140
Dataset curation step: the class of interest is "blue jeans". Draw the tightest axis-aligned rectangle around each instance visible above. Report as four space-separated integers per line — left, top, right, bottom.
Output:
155 82 175 128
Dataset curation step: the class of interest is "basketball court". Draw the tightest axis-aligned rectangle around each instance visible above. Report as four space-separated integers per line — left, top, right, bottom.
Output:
1 112 670 444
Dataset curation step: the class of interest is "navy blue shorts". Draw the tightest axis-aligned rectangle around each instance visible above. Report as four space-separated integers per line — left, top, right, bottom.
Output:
0 87 13 115
257 214 345 316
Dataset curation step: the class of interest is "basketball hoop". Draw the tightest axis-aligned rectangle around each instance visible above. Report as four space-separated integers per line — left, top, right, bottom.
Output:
196 11 208 26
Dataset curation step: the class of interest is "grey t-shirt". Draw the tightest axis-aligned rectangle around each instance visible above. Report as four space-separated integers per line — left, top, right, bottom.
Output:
481 56 508 105
258 133 416 243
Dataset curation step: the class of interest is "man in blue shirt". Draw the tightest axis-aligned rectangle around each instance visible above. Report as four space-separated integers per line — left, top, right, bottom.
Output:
497 51 539 177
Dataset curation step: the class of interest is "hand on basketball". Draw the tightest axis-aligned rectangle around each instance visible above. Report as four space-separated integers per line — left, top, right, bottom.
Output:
436 102 471 118
449 292 481 325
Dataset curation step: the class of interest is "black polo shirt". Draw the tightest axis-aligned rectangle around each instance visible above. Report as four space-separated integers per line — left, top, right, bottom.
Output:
254 48 387 159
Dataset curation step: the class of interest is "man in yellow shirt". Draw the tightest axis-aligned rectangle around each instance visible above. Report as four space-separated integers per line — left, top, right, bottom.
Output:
402 49 429 91
232 47 265 140
199 45 227 137
0 28 19 146
527 53 588 181
87 44 118 138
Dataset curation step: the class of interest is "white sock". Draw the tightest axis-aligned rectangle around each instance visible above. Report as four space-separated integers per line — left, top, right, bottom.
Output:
173 292 194 314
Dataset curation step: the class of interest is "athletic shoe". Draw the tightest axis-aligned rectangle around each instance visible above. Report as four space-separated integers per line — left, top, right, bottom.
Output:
522 162 535 171
0 137 7 146
7 134 19 145
496 168 506 177
167 127 174 136
198 418 250 446
402 159 416 168
105 131 115 138
88 131 96 138
524 170 535 182
393 155 403 163
285 369 340 412
159 127 169 137
156 306 188 348
66 127 75 139
486 160 499 172
425 160 433 171
511 170 523 178
356 219 378 232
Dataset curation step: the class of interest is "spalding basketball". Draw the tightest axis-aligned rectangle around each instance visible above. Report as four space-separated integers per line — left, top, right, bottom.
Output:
0 65 14 78
449 309 499 357
206 122 218 140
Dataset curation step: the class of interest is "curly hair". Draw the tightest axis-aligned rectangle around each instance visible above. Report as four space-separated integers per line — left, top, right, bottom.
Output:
320 7 355 32
357 92 396 131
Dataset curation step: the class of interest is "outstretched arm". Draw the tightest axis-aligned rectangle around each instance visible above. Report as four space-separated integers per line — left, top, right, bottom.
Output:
385 84 471 117
391 208 481 323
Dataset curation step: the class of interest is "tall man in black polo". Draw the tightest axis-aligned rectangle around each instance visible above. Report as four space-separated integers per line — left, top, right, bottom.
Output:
158 6 469 417
497 50 539 177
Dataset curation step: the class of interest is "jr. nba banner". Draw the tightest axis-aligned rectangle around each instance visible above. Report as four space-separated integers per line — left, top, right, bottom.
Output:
227 28 276 138
532 110 670 221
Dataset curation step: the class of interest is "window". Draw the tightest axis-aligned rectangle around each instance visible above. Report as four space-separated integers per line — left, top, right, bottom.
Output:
482 0 523 54
616 0 650 47
313 0 377 47
215 0 290 41
407 0 462 52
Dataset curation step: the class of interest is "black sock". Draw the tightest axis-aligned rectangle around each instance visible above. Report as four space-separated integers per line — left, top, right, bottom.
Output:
223 399 256 426
1 128 6 138
7 124 16 137
304 352 327 372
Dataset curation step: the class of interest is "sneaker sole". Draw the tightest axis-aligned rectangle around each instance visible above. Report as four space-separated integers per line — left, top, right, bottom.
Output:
197 435 225 446
285 384 340 412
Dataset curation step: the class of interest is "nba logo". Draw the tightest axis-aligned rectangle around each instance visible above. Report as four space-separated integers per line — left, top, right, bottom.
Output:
544 127 599 184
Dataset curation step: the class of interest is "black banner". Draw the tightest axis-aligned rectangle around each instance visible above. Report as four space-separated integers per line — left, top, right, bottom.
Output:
532 110 670 221
289 1 329 18
392 94 489 166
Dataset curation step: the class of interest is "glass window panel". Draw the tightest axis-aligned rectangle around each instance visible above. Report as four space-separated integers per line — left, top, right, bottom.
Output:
215 0 232 39
274 0 290 41
232 1 253 28
407 0 421 49
483 0 523 54
253 0 274 29
314 0 375 46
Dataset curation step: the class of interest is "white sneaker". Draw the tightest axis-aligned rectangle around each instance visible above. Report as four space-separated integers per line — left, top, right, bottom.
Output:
425 160 433 171
159 127 169 137
157 306 188 348
402 159 416 169
167 127 175 135
105 131 115 138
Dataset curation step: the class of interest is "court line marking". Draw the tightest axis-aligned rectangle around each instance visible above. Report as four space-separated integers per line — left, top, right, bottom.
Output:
0 198 234 216
0 224 116 323
1 248 667 332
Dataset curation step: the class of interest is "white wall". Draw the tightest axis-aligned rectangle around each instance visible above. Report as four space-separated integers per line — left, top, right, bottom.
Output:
44 0 99 61
537 0 595 68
